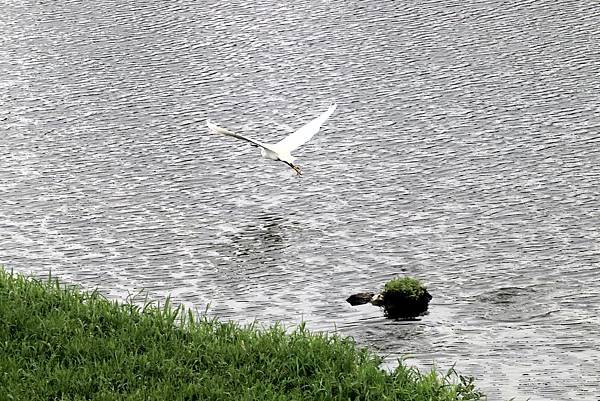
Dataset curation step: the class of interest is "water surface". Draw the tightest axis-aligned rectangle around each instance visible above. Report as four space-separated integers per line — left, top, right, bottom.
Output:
1 1 599 400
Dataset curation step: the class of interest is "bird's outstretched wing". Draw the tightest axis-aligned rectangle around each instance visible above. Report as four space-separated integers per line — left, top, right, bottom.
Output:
207 120 268 149
275 104 337 153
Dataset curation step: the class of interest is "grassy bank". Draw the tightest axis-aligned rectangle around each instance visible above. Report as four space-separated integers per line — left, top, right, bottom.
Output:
0 269 484 400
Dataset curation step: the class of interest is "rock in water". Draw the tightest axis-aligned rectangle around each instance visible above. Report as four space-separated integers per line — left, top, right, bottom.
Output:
346 292 375 306
381 277 432 319
346 277 432 319
382 288 432 319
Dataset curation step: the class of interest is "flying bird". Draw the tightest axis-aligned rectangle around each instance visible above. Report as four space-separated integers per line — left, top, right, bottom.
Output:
207 104 337 175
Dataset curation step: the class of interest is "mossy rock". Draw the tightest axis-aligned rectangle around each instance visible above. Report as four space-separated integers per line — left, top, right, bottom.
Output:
381 277 432 319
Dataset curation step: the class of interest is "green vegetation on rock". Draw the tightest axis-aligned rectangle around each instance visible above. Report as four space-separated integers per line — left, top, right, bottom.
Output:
383 277 428 299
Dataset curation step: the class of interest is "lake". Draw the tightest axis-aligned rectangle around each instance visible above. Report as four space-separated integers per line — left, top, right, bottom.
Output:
1 1 599 399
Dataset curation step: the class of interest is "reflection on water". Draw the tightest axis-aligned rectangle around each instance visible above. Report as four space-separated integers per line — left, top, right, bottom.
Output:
1 0 599 400
222 214 289 259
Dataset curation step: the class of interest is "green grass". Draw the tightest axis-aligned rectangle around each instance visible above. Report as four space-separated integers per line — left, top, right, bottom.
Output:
0 268 484 401
383 277 428 300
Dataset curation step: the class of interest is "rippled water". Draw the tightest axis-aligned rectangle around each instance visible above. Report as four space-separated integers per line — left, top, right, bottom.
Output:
1 1 599 400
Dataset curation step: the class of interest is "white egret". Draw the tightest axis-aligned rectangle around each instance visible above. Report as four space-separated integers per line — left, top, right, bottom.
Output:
207 104 337 175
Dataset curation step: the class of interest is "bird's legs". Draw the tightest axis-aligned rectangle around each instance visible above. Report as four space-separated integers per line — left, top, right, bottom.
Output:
282 160 302 175
284 161 302 176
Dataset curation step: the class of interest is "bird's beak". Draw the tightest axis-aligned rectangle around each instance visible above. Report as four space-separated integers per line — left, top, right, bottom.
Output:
292 164 303 176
